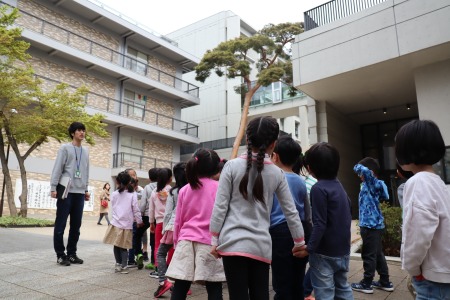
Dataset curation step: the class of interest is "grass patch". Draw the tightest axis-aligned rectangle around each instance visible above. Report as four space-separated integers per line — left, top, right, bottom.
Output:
0 216 54 228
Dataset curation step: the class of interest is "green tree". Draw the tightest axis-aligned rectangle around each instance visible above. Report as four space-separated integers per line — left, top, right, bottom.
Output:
195 22 304 158
0 6 107 217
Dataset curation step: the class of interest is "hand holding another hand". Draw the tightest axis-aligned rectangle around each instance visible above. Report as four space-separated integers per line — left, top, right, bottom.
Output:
292 244 309 258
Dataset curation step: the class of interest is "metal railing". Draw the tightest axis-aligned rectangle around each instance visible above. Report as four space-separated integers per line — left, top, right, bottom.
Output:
180 131 291 155
9 4 199 97
304 0 387 31
113 152 177 170
37 75 199 137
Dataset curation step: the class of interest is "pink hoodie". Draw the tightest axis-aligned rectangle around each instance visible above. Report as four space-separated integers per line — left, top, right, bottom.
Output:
149 184 171 224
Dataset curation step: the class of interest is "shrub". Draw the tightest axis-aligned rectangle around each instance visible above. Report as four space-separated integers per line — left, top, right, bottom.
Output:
380 202 403 257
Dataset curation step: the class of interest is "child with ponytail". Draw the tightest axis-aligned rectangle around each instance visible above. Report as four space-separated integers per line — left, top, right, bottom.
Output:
103 171 143 274
210 116 306 300
166 149 226 300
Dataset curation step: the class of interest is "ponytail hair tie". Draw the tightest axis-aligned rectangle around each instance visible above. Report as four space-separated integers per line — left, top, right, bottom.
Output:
194 157 198 161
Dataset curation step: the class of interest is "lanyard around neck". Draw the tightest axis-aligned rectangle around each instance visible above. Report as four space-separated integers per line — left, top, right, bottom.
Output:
73 145 82 171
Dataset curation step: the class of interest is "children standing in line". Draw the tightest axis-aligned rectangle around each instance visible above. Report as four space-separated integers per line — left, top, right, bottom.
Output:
148 168 172 277
395 120 450 299
153 163 188 298
166 149 225 300
103 171 143 274
295 142 353 300
134 168 159 270
270 135 311 299
351 157 393 294
210 116 306 300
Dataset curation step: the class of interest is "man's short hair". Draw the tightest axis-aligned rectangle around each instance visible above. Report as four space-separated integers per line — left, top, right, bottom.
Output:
148 168 159 181
68 122 86 139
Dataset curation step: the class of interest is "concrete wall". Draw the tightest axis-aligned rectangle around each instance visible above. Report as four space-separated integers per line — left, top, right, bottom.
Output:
414 59 450 144
293 0 450 86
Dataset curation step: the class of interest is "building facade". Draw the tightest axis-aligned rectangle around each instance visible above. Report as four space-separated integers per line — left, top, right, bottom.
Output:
1 0 200 216
292 0 450 207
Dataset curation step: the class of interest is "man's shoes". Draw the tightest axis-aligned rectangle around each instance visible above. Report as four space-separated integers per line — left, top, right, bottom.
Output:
149 270 159 278
372 280 394 292
154 280 172 298
127 261 138 268
136 253 144 270
351 281 374 294
143 251 149 262
145 262 156 270
114 264 129 274
97 222 102 225
68 254 84 264
57 256 71 266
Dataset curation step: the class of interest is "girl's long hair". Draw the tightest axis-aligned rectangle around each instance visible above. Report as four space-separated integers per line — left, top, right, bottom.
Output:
239 116 279 203
186 148 220 190
116 171 134 193
170 162 188 195
156 168 172 192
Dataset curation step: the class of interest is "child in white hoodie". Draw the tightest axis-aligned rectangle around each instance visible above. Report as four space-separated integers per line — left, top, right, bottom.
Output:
395 120 450 299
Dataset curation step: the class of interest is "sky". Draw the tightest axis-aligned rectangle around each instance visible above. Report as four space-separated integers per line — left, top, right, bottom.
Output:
95 0 329 36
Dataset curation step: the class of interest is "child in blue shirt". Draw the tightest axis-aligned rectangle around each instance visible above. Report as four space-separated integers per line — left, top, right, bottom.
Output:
351 157 393 294
270 136 312 299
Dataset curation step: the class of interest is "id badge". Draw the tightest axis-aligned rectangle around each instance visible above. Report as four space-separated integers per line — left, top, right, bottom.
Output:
75 170 81 178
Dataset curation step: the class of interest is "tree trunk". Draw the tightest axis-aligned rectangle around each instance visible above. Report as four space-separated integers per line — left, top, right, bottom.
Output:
0 136 17 216
17 156 28 218
230 84 260 159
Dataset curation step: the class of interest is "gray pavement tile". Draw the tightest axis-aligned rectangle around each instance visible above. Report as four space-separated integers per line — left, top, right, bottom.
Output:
64 286 132 300
36 281 96 298
2 270 49 284
107 277 153 295
386 289 415 300
63 268 108 281
0 264 21 276
0 282 30 298
0 290 58 299
17 275 74 290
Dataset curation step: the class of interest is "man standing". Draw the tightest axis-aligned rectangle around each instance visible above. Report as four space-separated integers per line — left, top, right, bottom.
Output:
50 122 90 266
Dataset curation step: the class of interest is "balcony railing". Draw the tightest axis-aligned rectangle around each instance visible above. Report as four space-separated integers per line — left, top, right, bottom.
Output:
37 75 199 137
113 152 177 170
250 83 306 107
9 4 199 97
304 0 388 31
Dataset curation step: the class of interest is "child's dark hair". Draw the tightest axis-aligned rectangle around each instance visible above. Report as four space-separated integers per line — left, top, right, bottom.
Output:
156 168 171 192
304 142 340 180
171 162 188 196
358 157 380 177
148 168 159 182
396 163 414 180
116 171 134 193
103 183 110 190
274 135 303 168
395 120 445 166
239 116 279 203
68 122 85 139
186 148 220 189
217 159 228 173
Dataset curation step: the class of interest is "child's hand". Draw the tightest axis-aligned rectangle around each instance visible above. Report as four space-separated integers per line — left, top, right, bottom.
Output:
292 245 309 258
150 223 155 233
136 222 144 228
210 246 221 259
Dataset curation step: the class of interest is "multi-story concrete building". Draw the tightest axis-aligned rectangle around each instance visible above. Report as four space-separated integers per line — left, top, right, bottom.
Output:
1 0 200 215
167 11 318 159
292 0 450 206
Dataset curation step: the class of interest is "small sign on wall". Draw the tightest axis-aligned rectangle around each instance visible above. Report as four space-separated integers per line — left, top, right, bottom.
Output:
14 179 94 212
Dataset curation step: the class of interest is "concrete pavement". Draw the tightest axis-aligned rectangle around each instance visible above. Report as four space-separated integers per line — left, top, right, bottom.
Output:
0 216 414 299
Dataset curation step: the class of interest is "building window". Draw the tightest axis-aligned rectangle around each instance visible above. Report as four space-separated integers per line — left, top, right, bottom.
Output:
125 47 147 76
121 135 144 163
124 89 146 118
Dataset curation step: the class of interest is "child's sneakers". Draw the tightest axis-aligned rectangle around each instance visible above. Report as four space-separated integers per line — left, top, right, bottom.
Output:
149 270 159 278
351 281 373 294
154 280 172 298
371 280 394 292
145 262 156 270
143 251 149 262
114 264 129 274
136 253 144 270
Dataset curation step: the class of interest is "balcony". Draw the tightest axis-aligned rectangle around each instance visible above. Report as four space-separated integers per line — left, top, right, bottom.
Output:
10 4 199 100
37 75 199 138
113 152 177 170
304 0 388 31
249 82 306 107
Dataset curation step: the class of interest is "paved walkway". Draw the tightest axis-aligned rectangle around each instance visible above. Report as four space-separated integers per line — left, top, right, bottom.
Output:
0 216 414 299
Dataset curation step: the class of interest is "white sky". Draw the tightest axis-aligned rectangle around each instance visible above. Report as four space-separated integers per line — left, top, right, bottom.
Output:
96 0 329 36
